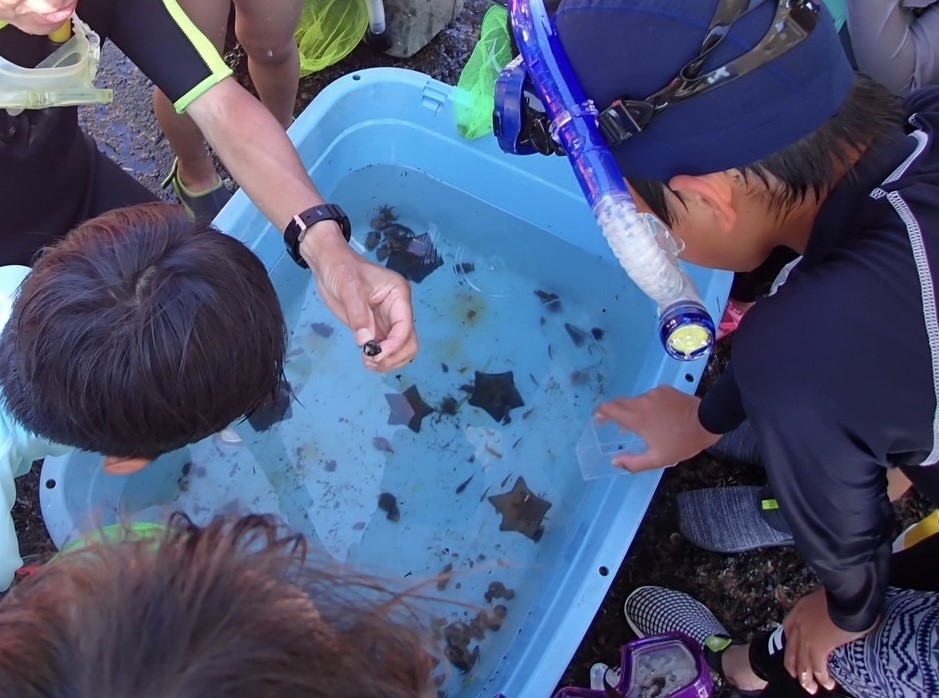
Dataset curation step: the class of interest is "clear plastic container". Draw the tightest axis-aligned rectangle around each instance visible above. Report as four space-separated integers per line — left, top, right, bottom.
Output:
576 418 647 480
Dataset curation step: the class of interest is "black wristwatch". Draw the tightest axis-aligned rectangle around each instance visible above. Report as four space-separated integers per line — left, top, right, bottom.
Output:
283 203 352 268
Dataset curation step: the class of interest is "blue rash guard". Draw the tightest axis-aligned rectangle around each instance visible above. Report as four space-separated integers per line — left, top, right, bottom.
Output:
699 87 939 633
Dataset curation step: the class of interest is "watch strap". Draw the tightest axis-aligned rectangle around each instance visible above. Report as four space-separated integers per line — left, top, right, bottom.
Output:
284 203 352 268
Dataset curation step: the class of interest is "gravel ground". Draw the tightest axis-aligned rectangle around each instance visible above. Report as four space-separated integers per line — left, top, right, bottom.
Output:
13 3 934 695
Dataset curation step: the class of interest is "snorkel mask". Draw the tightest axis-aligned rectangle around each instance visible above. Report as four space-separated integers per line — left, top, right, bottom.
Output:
0 16 112 113
552 632 714 698
493 0 822 360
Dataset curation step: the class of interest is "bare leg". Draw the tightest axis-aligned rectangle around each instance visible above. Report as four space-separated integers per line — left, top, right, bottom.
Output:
887 468 913 502
721 644 768 693
153 0 231 192
233 0 303 128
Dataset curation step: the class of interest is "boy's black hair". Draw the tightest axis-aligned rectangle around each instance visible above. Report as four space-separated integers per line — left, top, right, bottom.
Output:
0 203 287 459
631 75 906 227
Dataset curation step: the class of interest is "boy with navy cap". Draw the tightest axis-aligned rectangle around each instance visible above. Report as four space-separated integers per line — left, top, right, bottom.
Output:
547 0 939 693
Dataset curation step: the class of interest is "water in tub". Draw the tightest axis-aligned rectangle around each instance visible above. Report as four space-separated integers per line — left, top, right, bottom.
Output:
115 164 647 693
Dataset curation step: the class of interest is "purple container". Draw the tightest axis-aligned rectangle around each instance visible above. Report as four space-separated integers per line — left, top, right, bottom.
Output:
552 632 714 698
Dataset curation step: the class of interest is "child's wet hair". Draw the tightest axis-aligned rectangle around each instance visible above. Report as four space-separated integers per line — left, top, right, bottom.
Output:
0 203 287 459
631 75 906 226
0 514 435 697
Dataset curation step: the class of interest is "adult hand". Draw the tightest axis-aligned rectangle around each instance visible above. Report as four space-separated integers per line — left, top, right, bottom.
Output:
782 588 872 694
594 386 720 472
301 223 418 372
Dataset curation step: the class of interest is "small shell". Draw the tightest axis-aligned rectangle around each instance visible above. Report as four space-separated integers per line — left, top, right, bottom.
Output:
218 428 242 445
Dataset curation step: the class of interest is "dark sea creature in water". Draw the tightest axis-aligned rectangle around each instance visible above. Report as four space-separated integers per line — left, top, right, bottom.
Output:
371 205 398 228
488 605 508 631
364 228 382 251
438 396 459 416
484 581 515 603
455 474 474 494
385 232 443 283
311 322 334 338
468 371 524 424
247 377 293 431
591 327 605 340
488 476 551 542
378 492 400 522
385 385 434 433
443 622 480 673
363 340 382 357
436 562 453 591
564 322 588 348
534 289 562 312
372 436 394 453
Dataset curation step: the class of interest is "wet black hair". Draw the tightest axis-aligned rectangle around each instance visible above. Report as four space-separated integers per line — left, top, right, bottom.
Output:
630 74 905 226
0 203 287 459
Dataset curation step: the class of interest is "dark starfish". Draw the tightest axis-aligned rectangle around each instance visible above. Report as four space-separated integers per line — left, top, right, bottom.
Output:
311 322 334 338
384 232 443 283
247 377 293 431
488 476 551 542
564 322 589 347
384 385 434 433
468 371 524 424
378 492 400 522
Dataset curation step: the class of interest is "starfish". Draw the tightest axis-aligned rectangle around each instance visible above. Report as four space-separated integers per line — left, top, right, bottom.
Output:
384 385 434 433
247 378 293 431
384 232 443 283
468 371 524 424
488 476 551 542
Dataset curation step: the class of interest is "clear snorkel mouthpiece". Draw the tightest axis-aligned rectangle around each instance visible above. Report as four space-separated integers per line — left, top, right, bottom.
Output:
0 16 113 113
496 0 714 361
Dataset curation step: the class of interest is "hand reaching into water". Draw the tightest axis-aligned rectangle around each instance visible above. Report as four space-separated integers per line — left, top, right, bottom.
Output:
301 226 418 372
594 386 720 472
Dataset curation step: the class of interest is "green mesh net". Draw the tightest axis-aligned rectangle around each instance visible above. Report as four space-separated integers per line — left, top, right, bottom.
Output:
296 0 369 78
454 4 514 140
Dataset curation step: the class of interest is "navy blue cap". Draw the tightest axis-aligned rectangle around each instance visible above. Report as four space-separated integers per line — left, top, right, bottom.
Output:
556 0 855 181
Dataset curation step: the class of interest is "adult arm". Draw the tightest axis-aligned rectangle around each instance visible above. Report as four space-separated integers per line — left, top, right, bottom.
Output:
847 0 939 93
98 0 417 369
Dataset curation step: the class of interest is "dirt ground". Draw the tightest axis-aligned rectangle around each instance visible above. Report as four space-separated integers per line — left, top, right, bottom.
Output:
12 2 934 695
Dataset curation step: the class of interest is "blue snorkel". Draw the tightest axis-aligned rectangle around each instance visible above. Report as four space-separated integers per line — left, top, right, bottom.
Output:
493 0 715 361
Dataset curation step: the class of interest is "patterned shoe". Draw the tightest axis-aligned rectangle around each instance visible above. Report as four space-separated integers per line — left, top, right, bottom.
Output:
624 586 730 648
162 157 232 223
625 587 766 697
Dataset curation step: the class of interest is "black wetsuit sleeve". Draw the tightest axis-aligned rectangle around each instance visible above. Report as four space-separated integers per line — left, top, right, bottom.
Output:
734 310 894 632
698 361 748 434
78 0 231 112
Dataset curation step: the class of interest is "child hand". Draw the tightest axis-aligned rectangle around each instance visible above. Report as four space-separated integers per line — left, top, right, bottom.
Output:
783 588 871 694
594 386 720 472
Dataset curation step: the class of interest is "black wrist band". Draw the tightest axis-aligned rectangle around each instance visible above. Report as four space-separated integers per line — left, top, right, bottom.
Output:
283 203 352 268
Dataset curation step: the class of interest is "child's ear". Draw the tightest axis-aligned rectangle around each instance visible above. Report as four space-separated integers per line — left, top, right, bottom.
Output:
103 456 151 475
667 173 737 234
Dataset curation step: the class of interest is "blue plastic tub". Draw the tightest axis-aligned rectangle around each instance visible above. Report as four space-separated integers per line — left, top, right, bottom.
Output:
40 68 730 697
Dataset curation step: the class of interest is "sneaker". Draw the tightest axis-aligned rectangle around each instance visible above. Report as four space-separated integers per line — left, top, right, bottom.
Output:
624 586 730 648
893 509 939 553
